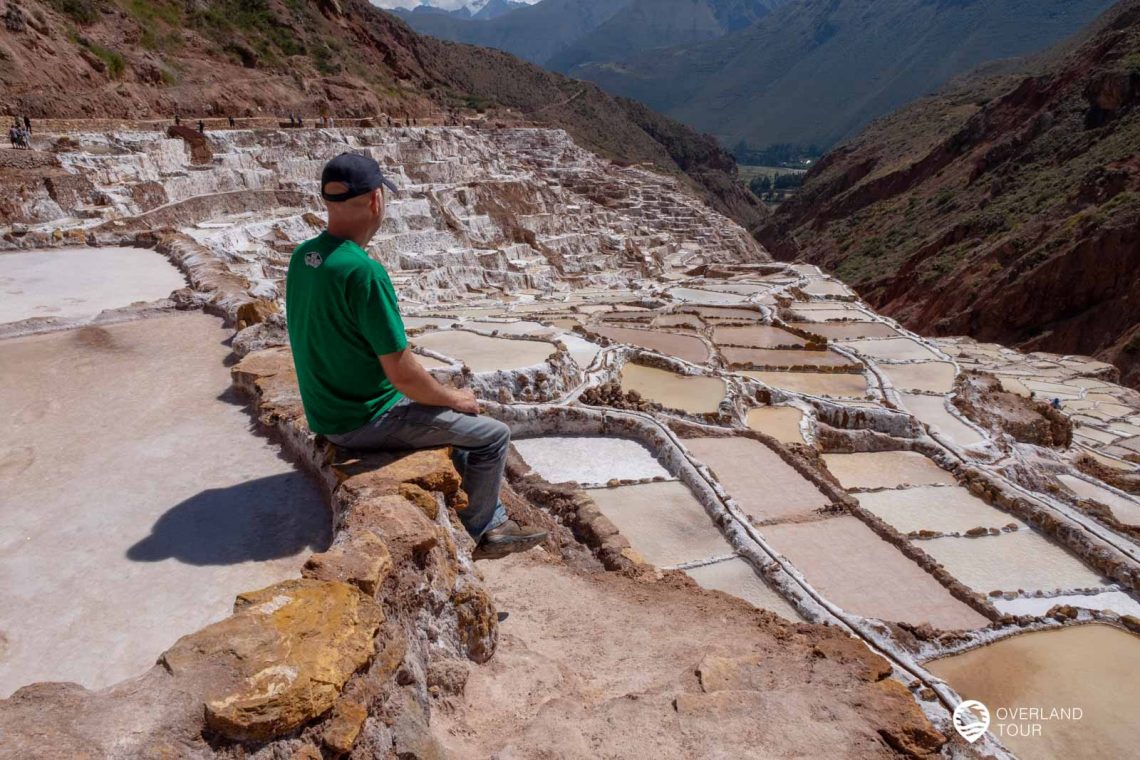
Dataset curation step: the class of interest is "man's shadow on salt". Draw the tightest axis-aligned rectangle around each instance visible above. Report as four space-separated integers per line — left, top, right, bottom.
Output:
126 472 331 566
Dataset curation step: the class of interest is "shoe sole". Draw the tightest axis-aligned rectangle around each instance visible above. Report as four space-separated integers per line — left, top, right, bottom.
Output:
472 532 548 560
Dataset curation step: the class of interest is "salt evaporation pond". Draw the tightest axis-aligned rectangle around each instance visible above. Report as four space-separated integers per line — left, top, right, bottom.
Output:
412 330 555 373
745 406 807 444
919 532 1106 594
742 370 870 398
1058 474 1140 526
587 481 731 566
712 325 806 348
760 516 988 629
685 557 804 621
855 486 1024 534
0 313 329 697
993 590 1140 618
786 321 899 339
721 347 855 369
592 324 710 364
899 393 987 447
839 337 940 362
927 625 1140 759
822 451 957 490
881 362 957 393
0 247 186 324
513 436 669 485
684 437 830 521
620 363 726 414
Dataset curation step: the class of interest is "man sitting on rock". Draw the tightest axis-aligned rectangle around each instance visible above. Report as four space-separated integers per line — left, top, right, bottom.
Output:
286 152 547 559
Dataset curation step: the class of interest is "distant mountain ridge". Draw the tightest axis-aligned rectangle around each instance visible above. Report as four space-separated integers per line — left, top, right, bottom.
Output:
395 0 786 71
758 0 1140 387
575 0 1118 151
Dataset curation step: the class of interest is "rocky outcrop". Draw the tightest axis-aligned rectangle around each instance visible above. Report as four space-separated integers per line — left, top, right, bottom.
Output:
952 371 1073 447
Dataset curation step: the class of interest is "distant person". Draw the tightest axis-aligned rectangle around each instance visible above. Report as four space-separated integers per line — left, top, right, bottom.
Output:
22 115 30 134
298 116 304 128
289 113 296 127
197 120 205 134
1051 398 1063 410
174 113 181 126
8 125 18 149
228 115 236 128
285 153 548 560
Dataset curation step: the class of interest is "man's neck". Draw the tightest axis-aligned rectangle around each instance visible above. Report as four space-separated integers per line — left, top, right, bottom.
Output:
325 223 371 250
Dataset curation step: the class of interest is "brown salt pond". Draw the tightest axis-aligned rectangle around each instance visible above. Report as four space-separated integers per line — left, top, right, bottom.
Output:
690 306 763 320
786 321 900 339
685 557 804 621
743 370 870 398
854 486 1025 534
412 330 555 373
592 325 710 364
745 406 807 444
0 247 187 325
620 363 726 414
685 437 830 521
882 362 958 393
927 625 1140 760
761 516 988 629
919 532 1106 594
587 482 732 567
822 451 957 490
721 347 856 370
712 325 806 348
0 313 330 697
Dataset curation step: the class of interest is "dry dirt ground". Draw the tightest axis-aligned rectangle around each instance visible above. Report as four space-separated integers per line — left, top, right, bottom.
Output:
430 550 944 758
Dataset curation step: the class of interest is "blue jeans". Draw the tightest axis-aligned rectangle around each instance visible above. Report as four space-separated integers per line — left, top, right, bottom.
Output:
327 397 509 541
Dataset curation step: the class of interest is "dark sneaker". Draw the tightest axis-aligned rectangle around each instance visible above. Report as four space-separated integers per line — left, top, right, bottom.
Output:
472 520 548 560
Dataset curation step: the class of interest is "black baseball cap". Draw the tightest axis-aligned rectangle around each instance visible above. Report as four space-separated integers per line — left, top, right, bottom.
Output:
320 152 397 202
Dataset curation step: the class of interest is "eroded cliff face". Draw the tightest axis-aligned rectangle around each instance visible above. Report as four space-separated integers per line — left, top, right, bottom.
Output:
759 0 1140 389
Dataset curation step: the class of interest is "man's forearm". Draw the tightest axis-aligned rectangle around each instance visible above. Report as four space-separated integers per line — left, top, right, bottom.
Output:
383 351 460 407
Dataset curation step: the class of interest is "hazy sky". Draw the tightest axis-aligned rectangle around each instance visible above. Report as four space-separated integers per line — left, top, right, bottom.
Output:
371 0 541 10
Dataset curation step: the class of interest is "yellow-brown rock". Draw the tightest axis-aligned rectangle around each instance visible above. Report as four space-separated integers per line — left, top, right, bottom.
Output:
160 578 383 742
236 299 280 329
302 530 393 596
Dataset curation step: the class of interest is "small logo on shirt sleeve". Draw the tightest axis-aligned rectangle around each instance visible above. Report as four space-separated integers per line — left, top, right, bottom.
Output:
305 252 324 268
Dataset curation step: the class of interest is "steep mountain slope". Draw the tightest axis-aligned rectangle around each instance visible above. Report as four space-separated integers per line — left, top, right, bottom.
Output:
396 0 783 72
577 0 1116 152
757 0 1140 388
0 0 765 232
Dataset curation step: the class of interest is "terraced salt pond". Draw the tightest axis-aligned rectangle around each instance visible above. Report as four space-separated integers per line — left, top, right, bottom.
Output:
839 337 940 362
712 325 806 348
745 406 807 444
511 436 669 485
587 482 731 566
412 330 556 373
928 626 1140 759
822 451 957 490
919 531 1106 594
0 247 186 324
898 393 987 447
760 516 988 629
591 325 710 364
1057 474 1140 526
685 557 803 621
742 370 870 398
720 347 855 369
619 363 726 414
0 313 329 697
684 437 830 521
881 362 958 393
855 486 1024 534
786 321 899 339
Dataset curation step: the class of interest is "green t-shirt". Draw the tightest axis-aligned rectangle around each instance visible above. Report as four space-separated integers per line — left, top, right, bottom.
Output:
285 232 407 435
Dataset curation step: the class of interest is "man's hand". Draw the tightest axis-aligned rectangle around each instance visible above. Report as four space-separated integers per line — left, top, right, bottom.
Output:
448 388 481 415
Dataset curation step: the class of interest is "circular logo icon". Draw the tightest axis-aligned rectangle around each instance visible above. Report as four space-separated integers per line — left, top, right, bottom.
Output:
305 252 323 269
952 699 990 743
